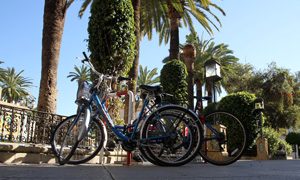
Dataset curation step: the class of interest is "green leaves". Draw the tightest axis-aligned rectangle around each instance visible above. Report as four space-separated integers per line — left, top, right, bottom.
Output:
0 67 33 103
286 132 300 145
218 91 257 150
160 59 188 105
67 65 91 83
137 65 160 86
263 127 292 156
88 0 136 76
183 32 238 96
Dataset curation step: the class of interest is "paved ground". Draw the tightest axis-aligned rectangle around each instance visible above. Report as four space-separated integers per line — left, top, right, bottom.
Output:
0 160 299 180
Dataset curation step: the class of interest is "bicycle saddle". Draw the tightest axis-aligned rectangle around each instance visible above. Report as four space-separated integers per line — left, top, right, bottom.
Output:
139 85 163 93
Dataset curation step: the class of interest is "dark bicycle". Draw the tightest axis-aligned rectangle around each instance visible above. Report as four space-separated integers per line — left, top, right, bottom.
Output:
50 52 203 166
194 96 247 166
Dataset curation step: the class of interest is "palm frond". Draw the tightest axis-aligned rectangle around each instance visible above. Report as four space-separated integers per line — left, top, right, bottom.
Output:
67 0 74 9
79 0 92 18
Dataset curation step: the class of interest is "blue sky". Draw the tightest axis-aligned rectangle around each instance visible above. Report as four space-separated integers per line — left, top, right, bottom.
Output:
0 0 300 116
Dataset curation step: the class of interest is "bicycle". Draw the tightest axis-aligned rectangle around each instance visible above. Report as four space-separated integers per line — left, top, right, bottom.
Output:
50 52 203 166
194 96 247 166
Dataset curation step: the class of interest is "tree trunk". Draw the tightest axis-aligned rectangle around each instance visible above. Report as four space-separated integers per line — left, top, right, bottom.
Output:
125 0 141 123
168 3 180 60
37 0 67 114
195 79 203 111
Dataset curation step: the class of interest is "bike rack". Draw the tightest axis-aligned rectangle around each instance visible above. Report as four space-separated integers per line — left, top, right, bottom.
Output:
126 90 134 165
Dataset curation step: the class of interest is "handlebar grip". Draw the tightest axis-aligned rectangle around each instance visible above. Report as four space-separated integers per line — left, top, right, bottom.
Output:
82 52 89 63
118 76 131 82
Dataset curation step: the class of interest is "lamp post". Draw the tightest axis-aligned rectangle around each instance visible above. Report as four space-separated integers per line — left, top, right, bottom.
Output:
254 98 264 137
204 59 221 103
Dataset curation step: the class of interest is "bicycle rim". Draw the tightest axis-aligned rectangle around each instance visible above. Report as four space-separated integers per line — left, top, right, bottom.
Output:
57 118 80 165
200 111 246 166
51 116 105 164
142 106 202 166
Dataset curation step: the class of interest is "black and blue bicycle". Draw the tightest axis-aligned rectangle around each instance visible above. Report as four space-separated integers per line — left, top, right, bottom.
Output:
50 52 203 166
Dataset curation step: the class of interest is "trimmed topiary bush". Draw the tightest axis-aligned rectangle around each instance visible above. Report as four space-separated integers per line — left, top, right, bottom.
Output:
218 91 258 150
160 59 188 105
88 0 135 75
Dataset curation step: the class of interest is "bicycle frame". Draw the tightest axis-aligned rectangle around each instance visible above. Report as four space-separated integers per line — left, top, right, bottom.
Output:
78 90 153 143
194 97 222 140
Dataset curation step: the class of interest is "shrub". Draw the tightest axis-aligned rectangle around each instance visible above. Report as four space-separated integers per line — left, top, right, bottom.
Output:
203 102 218 115
263 127 292 157
286 132 300 145
160 60 188 105
218 91 258 149
88 0 135 75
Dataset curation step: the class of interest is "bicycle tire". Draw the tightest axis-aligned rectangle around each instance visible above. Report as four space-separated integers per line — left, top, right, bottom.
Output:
131 116 166 166
199 111 246 166
138 145 165 166
51 115 106 164
56 117 80 165
141 105 203 166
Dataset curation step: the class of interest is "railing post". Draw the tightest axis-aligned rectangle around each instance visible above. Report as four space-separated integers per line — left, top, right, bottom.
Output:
9 108 14 142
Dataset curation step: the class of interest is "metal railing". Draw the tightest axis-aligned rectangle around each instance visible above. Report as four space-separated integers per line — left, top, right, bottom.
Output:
0 103 66 145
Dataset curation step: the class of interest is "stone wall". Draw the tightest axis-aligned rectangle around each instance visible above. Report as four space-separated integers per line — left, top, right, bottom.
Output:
0 142 126 164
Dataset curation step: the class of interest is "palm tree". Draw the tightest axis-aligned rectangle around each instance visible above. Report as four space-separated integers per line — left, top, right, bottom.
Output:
0 61 5 82
137 65 160 86
37 0 74 114
78 0 224 91
67 65 91 84
152 0 225 60
185 32 238 104
0 68 33 103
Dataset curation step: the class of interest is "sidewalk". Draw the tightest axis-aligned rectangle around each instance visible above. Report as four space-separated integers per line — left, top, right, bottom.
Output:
0 160 299 180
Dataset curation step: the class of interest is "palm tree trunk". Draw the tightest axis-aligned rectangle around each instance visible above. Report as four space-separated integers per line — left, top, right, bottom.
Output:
125 0 140 123
37 0 67 114
195 79 203 111
168 3 180 60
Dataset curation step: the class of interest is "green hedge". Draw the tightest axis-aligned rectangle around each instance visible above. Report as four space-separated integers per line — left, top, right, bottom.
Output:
160 59 188 105
218 91 258 149
263 127 292 156
88 0 135 75
286 132 300 145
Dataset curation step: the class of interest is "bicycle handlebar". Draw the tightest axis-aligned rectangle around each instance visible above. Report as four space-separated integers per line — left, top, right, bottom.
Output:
82 52 89 63
81 52 131 91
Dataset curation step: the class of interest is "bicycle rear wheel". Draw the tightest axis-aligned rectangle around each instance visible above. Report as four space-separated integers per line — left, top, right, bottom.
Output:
141 105 203 166
51 114 106 164
199 111 246 166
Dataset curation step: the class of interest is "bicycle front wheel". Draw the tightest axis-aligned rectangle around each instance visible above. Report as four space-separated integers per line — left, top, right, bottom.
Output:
51 115 105 165
141 105 203 166
199 111 246 166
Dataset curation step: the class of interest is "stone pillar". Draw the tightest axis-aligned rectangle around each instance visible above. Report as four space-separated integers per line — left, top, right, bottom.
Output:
205 124 228 161
256 137 269 160
182 44 196 110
